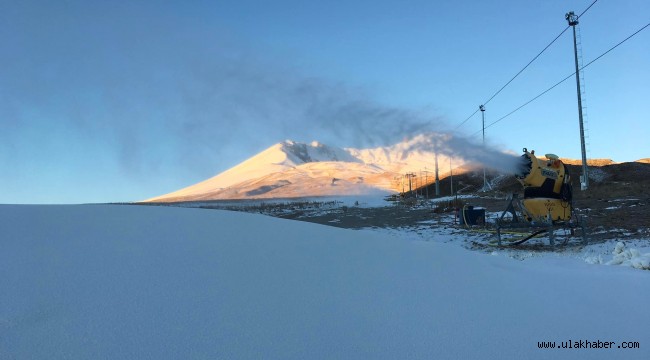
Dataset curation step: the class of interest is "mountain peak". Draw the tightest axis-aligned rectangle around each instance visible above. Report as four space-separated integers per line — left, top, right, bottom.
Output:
279 140 360 165
144 135 465 202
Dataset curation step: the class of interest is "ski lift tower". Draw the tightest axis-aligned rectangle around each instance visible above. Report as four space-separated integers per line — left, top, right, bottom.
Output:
566 11 589 190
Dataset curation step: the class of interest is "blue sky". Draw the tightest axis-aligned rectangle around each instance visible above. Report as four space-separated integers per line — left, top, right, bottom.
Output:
2 0 649 204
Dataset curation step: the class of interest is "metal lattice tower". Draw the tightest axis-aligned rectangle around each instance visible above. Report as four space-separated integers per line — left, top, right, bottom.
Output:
575 24 591 164
566 11 589 190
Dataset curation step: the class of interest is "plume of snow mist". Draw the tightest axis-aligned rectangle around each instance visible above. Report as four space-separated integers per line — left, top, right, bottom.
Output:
292 80 444 148
2 0 448 178
404 133 524 174
2 0 517 180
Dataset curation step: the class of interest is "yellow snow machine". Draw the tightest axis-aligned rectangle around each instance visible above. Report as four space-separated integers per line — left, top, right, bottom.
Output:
495 148 587 247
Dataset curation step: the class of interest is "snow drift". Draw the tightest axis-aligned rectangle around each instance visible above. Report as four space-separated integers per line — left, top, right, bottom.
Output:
1 204 649 359
607 242 650 270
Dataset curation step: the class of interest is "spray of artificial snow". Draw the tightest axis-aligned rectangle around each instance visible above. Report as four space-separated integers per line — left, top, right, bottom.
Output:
401 132 524 174
4 3 522 178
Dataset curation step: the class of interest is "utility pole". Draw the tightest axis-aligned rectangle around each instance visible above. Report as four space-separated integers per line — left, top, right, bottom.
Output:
435 152 440 196
480 105 491 191
566 11 589 190
424 167 429 199
449 159 453 197
414 174 418 198
406 173 416 195
414 173 418 198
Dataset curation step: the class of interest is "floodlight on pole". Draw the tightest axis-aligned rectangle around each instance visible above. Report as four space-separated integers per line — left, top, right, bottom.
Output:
480 105 491 191
566 10 589 190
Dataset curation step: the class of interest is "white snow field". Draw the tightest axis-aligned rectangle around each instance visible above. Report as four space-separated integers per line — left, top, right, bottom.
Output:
1 205 649 359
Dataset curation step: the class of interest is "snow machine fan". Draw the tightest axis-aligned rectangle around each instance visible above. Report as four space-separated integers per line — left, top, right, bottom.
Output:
492 149 586 247
514 148 573 223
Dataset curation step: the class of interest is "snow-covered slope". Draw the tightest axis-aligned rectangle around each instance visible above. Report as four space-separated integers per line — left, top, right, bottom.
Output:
176 162 393 201
2 204 649 359
347 133 462 176
147 140 360 201
146 135 463 202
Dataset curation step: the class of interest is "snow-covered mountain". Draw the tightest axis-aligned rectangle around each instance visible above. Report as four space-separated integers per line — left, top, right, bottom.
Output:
145 134 468 202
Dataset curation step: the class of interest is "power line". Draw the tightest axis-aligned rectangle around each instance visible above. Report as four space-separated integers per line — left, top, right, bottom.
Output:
475 73 574 134
482 26 570 107
481 0 599 106
456 26 569 130
454 108 479 129
473 19 650 135
580 21 650 70
578 0 599 19
455 0 600 129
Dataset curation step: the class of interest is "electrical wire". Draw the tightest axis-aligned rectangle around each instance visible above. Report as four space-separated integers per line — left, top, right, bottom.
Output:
578 0 599 19
455 0 600 129
473 20 650 135
481 26 570 108
454 108 480 129
474 73 575 134
580 21 650 71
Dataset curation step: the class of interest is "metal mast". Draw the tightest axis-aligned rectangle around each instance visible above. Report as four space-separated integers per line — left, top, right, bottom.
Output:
449 159 453 196
566 11 589 190
424 168 429 199
434 152 440 196
406 173 415 195
480 105 491 191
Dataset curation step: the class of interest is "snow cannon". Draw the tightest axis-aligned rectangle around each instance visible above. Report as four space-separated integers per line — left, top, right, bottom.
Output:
514 148 573 223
